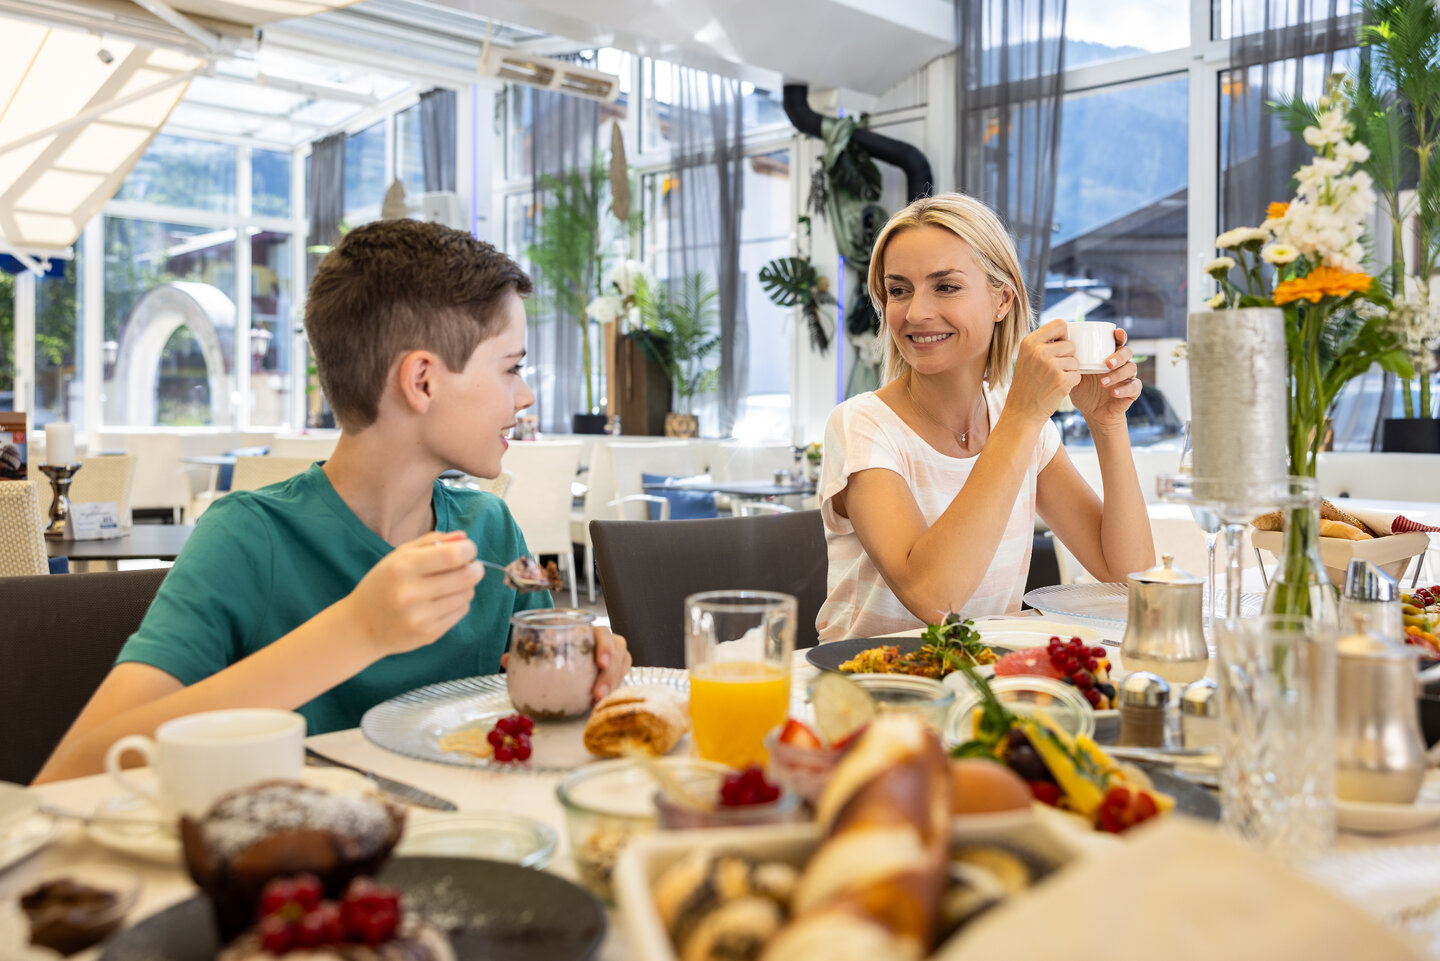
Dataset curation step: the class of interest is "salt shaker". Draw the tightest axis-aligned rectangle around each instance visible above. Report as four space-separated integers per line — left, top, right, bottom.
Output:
1118 672 1170 747
1340 559 1403 643
1179 677 1220 750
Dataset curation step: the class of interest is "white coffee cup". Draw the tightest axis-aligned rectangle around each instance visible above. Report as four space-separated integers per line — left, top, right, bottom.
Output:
1066 320 1117 374
104 708 306 819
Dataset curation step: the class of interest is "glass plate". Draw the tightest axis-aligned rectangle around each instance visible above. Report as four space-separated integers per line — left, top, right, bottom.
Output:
1022 583 1263 628
361 667 689 773
396 811 557 868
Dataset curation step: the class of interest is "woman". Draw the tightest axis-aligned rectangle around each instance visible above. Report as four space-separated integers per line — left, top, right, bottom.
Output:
816 193 1154 641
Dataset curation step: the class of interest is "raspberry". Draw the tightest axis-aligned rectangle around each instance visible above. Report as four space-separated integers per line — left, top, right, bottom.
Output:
486 728 505 748
513 735 532 761
297 902 343 947
258 914 295 954
494 744 513 762
259 879 297 918
290 874 323 912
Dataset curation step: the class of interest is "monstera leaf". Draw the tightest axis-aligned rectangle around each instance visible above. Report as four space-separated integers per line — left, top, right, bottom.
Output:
759 256 818 307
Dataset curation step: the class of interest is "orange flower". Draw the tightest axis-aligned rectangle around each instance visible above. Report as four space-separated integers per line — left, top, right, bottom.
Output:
1273 266 1372 305
1267 202 1290 220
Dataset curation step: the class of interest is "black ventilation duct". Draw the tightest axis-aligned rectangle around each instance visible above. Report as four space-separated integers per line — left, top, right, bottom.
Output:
782 84 934 202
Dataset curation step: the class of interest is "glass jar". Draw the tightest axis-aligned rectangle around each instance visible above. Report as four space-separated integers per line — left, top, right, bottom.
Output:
506 609 597 720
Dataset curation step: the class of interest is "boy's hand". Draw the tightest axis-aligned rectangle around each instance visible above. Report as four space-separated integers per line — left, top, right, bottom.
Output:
348 531 483 657
592 626 631 702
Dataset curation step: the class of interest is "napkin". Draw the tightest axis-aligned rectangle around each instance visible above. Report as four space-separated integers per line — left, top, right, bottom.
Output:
1344 507 1440 536
933 819 1424 961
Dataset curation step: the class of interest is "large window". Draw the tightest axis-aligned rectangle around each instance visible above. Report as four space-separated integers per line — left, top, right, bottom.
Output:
114 135 237 213
1066 0 1189 65
103 218 237 427
250 232 295 428
252 149 292 219
344 121 387 220
35 262 81 429
395 104 426 198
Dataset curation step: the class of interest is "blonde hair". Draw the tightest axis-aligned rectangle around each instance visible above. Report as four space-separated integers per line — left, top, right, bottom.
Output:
868 193 1030 387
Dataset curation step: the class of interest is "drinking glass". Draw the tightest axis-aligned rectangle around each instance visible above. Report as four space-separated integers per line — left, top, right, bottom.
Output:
1214 615 1336 864
685 591 796 768
1180 420 1222 621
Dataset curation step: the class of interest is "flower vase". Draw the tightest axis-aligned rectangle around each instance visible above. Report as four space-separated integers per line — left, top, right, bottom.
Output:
1263 483 1339 624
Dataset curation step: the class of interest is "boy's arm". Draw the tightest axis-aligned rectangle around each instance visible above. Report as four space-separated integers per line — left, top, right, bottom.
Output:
35 531 484 783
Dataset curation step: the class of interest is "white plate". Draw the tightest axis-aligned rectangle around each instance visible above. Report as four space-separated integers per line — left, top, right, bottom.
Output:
1022 583 1264 628
0 812 58 873
361 667 689 772
87 767 375 864
972 617 1103 649
1335 770 1440 836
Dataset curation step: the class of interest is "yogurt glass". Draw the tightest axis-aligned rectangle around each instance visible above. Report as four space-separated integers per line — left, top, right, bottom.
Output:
506 609 598 720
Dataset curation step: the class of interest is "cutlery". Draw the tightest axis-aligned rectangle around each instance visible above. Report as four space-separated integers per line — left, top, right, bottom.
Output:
35 802 170 831
305 748 457 811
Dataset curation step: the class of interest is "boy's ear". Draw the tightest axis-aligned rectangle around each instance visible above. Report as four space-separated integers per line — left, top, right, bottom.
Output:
395 349 438 413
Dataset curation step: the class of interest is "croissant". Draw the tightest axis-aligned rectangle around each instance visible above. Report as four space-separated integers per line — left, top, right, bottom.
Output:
760 715 951 961
582 687 689 757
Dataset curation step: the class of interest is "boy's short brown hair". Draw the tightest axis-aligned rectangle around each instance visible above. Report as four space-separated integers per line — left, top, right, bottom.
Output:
304 219 533 430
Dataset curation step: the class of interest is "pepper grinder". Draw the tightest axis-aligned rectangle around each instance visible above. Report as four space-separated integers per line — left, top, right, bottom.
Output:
1118 672 1170 747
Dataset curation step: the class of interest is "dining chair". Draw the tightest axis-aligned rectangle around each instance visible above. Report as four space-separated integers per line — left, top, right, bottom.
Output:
590 509 828 668
125 433 194 523
504 441 583 607
230 455 314 492
569 443 675 602
269 434 340 461
0 567 169 783
0 480 50 577
32 454 138 530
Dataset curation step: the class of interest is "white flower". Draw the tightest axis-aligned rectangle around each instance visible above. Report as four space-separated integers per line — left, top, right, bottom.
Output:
1261 244 1299 265
1336 141 1371 166
585 294 625 324
1203 256 1236 275
603 259 652 300
1215 226 1270 249
1206 292 1227 309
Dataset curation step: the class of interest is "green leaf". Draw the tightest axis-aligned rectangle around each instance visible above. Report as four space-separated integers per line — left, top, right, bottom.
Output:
758 256 817 307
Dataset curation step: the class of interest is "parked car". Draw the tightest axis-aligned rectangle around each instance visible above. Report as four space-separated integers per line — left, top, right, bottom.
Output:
1051 383 1184 447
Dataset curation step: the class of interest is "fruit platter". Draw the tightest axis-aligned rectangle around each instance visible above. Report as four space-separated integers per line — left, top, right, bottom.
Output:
1403 585 1440 655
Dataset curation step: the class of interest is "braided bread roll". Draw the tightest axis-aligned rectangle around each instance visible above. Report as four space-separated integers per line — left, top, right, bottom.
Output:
761 715 952 961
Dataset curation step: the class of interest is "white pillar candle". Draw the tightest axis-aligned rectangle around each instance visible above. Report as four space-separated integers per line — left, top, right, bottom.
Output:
45 422 76 465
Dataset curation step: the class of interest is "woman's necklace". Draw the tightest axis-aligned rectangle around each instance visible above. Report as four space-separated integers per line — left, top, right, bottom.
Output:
904 377 985 448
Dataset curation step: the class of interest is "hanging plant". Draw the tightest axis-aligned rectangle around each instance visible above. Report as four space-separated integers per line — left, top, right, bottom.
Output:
760 216 836 351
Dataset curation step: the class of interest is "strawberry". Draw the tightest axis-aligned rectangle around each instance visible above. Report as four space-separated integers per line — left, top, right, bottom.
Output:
778 718 824 749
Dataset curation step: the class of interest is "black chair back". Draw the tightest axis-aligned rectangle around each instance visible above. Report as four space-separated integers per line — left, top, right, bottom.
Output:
0 568 168 783
590 510 827 669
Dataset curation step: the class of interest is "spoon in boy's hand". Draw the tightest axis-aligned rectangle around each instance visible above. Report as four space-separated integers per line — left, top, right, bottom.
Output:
478 555 563 593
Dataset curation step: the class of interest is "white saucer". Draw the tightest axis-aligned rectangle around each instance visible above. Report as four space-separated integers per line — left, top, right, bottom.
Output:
88 767 376 863
972 617 1103 650
1336 770 1440 835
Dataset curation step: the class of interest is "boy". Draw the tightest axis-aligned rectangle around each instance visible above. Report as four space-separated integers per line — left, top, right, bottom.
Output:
36 220 629 782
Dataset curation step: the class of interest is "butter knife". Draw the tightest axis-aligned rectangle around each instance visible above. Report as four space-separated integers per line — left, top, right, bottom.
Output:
305 747 457 811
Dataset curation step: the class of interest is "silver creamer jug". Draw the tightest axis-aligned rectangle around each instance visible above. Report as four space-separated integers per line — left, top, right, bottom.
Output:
1120 554 1209 684
1335 623 1426 804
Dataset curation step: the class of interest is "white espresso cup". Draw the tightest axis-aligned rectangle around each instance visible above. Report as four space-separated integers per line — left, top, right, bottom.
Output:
1066 320 1118 374
104 708 306 819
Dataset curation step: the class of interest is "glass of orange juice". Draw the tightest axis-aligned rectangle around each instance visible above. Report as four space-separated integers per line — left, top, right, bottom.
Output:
685 590 796 768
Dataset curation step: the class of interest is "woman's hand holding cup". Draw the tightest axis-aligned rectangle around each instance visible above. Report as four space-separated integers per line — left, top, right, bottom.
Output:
1068 324 1141 431
1009 318 1083 422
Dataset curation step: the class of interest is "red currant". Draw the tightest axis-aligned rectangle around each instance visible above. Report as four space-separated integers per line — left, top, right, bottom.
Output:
290 874 323 911
513 736 532 761
258 914 295 954
494 745 514 762
259 879 296 918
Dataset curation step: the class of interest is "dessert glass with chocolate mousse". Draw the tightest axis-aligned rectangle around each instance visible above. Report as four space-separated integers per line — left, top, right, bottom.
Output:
506 610 598 720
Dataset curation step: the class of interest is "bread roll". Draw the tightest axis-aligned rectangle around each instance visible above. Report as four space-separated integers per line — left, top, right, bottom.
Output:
1320 519 1372 540
761 715 951 961
582 686 688 757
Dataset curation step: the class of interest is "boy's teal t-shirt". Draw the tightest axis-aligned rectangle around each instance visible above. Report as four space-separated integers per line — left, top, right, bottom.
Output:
115 464 550 735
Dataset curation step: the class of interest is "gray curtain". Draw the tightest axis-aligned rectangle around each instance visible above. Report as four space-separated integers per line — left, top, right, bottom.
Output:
666 66 745 436
306 132 346 268
527 58 601 432
1220 0 1350 232
418 88 457 194
956 0 1068 316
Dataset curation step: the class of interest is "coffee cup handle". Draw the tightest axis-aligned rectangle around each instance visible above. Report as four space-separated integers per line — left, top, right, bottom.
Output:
105 735 160 805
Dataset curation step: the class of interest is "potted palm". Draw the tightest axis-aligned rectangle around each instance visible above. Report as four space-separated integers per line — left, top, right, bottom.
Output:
525 159 610 433
638 272 720 437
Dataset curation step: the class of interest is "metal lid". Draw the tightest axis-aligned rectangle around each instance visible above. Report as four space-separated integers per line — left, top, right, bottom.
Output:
1120 671 1171 708
1129 554 1204 586
1343 559 1398 603
1180 677 1220 717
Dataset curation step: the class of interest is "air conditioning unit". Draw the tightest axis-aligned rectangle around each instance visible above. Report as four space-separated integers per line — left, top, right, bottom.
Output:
414 192 467 231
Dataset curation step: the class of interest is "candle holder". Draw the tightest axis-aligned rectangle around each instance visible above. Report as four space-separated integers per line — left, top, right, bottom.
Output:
38 462 82 539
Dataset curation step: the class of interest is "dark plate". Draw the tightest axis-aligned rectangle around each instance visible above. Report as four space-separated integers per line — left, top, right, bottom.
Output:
98 857 605 961
1142 764 1221 821
806 637 1012 674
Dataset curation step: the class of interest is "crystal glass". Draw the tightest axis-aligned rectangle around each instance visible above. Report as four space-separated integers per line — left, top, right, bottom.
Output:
1214 615 1336 863
685 590 796 768
1179 420 1222 622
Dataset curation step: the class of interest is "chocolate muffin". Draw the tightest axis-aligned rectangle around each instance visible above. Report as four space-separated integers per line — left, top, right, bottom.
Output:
181 781 404 940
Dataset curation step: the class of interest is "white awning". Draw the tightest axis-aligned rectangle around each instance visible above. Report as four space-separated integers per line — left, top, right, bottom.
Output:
0 0 361 254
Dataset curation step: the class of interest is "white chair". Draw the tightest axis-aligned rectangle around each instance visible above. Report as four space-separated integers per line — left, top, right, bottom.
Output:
504 441 583 607
570 443 678 602
607 442 703 520
1317 452 1440 501
0 481 50 576
125 433 193 523
269 434 339 462
713 441 794 483
231 455 314 491
33 455 137 530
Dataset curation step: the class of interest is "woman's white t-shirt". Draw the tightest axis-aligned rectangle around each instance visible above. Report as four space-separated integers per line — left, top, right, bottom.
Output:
815 385 1061 642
